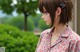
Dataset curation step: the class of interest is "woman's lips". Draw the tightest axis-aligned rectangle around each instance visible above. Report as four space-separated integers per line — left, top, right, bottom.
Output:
44 20 46 22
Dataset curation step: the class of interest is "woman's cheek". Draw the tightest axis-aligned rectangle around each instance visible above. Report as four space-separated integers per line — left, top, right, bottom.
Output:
46 19 51 25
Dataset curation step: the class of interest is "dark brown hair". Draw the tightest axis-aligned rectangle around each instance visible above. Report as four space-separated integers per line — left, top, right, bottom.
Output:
38 0 73 27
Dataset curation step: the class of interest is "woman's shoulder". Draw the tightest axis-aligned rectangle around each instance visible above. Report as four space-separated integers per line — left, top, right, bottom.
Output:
69 30 80 41
68 31 80 51
66 30 80 51
41 29 50 34
68 30 80 46
40 28 51 37
65 26 80 41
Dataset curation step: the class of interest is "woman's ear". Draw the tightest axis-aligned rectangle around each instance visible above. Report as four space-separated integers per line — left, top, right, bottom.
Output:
56 7 62 16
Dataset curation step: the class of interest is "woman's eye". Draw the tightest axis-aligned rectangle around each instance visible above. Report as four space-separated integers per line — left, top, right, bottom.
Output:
43 11 48 14
44 11 48 13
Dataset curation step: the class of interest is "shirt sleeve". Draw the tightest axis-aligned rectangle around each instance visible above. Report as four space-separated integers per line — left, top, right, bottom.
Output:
35 29 50 52
68 40 80 52
75 40 80 52
35 34 43 52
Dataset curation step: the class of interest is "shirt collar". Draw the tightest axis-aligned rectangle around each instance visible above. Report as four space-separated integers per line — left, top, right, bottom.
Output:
61 25 72 38
49 25 72 38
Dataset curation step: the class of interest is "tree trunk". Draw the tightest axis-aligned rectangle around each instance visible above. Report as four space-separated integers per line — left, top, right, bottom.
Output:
23 12 28 31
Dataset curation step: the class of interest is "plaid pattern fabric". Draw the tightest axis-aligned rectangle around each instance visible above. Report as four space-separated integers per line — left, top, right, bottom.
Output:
35 25 80 52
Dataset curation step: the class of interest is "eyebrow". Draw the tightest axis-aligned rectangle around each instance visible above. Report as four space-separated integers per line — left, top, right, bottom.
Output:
43 7 48 13
43 7 46 11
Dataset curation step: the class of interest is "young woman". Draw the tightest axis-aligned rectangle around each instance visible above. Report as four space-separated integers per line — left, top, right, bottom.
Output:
35 0 80 52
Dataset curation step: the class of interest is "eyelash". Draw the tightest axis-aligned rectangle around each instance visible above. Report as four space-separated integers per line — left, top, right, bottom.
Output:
43 11 48 14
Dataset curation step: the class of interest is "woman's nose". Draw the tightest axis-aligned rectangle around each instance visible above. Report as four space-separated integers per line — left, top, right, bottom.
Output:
41 15 44 19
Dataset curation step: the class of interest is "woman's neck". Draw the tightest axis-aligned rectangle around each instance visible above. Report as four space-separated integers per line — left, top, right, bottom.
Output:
53 24 67 36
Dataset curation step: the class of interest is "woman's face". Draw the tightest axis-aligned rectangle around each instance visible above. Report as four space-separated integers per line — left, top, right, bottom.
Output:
41 7 51 25
41 7 61 27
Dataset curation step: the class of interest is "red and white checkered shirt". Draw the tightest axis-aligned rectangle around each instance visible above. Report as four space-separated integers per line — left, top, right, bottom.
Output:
35 25 80 52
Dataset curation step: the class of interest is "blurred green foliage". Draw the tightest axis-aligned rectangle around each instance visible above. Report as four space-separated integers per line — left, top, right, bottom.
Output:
1 15 35 31
0 24 39 52
28 14 42 27
0 14 49 31
38 19 49 31
0 0 38 31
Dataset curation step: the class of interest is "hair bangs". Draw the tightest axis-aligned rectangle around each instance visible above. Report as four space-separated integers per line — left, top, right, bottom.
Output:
38 0 48 13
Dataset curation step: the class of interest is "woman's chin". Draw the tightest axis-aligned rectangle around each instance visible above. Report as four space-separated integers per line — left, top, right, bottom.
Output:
45 21 51 25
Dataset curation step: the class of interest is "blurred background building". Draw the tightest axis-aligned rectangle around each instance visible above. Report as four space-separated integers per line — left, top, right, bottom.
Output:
71 0 80 35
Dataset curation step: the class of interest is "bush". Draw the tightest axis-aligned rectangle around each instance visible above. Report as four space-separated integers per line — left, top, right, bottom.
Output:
0 24 39 52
